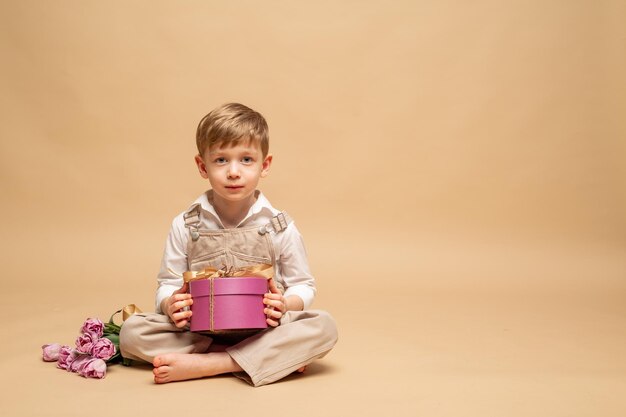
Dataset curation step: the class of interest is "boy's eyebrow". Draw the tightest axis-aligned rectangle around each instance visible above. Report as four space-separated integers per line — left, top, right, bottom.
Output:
207 148 231 156
207 147 259 156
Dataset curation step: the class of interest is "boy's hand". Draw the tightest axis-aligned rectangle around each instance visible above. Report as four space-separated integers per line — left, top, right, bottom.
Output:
263 279 286 327
162 282 193 328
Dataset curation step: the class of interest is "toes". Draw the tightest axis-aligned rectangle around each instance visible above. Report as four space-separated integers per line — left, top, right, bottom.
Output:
153 365 169 377
153 356 163 367
154 375 168 384
153 367 171 384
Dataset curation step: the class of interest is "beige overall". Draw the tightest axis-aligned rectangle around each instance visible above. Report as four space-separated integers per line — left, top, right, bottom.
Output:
119 208 338 387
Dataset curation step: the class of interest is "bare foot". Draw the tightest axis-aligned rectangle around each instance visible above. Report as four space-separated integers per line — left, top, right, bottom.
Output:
297 366 307 373
152 352 242 384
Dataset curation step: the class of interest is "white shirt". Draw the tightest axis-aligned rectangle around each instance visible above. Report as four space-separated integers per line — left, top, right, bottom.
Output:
155 190 316 312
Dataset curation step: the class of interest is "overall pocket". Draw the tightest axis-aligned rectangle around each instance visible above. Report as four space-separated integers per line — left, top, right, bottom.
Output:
231 251 272 269
189 249 227 271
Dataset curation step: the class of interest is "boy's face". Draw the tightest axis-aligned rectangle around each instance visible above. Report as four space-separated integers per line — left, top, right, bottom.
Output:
195 140 272 206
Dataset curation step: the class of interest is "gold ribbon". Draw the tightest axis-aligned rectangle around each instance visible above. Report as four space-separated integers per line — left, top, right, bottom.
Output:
107 304 143 328
121 304 143 321
183 263 274 283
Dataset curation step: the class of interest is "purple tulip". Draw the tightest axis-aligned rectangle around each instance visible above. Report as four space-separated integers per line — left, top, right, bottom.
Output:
41 343 62 362
79 358 107 379
69 354 92 373
75 332 95 354
56 345 76 370
90 338 116 361
80 318 104 339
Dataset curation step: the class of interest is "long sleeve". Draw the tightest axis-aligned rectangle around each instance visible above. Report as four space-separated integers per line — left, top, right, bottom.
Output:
155 215 189 313
275 223 317 309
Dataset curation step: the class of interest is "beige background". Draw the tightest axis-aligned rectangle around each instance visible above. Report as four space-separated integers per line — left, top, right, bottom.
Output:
1 1 625 416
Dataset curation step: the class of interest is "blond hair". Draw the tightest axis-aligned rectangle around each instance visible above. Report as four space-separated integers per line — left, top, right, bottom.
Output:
196 103 269 157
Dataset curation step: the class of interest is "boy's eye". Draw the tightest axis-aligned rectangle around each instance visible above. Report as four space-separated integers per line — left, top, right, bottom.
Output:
214 158 227 164
241 157 253 164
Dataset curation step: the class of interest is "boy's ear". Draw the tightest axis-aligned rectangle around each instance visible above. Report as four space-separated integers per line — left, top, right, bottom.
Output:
195 154 209 179
260 154 273 178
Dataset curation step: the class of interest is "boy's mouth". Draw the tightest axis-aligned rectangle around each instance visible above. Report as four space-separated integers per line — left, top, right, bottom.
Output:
225 185 244 189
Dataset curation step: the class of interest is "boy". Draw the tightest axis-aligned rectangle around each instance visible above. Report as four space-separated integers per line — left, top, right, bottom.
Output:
119 103 338 387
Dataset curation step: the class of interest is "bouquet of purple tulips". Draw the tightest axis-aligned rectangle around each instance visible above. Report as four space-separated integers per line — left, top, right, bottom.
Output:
42 310 130 379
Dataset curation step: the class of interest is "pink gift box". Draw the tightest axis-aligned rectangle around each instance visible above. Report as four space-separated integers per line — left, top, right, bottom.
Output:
189 277 269 332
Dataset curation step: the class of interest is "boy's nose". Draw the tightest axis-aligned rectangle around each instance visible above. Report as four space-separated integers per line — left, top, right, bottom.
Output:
227 164 240 178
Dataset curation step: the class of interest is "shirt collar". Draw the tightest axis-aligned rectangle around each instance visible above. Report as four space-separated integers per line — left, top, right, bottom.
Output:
192 190 275 228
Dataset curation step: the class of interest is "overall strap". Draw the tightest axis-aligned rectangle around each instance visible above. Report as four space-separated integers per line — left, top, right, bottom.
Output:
185 205 292 240
258 211 293 235
183 203 202 241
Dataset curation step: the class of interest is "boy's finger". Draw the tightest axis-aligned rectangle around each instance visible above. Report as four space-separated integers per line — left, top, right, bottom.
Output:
174 319 188 328
172 310 192 322
269 298 287 311
173 310 192 319
264 308 283 319
268 279 281 294
263 294 284 306
169 301 190 318
263 296 279 305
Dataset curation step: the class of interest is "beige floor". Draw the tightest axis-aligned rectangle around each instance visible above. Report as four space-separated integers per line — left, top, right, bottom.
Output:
2 232 625 417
